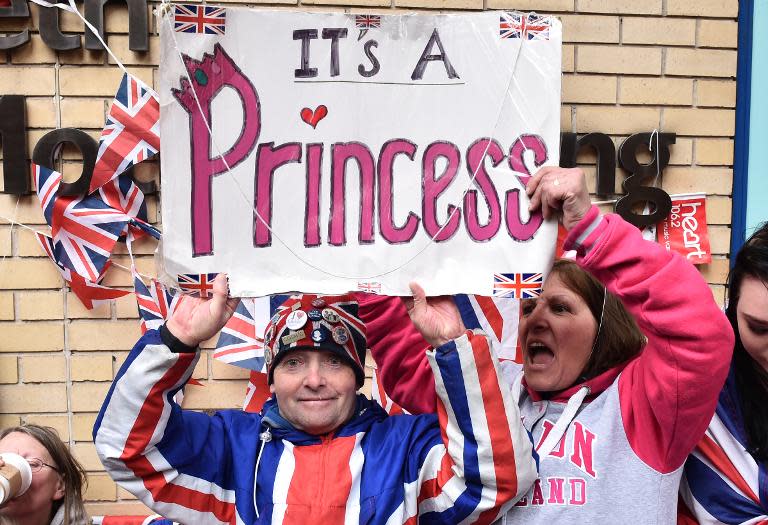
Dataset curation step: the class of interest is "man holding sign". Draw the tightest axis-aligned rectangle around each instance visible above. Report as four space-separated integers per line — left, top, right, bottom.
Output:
93 284 536 524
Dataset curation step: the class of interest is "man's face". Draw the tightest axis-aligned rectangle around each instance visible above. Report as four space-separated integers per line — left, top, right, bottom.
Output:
270 349 358 435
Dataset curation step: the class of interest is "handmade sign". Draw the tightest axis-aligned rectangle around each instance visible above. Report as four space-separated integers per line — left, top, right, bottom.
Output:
158 8 562 295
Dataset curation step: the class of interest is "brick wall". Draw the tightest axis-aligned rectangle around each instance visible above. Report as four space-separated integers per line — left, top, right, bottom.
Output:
0 0 738 516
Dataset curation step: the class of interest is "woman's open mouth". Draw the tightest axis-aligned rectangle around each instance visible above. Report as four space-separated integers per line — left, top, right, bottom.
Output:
527 341 555 367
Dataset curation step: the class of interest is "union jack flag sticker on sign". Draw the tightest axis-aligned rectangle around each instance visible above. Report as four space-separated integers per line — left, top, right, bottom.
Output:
357 281 382 294
493 273 543 299
355 14 381 28
174 4 227 35
177 273 219 298
499 12 551 40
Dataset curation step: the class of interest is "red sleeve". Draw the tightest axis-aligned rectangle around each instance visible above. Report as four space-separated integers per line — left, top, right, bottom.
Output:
355 292 436 414
566 209 733 473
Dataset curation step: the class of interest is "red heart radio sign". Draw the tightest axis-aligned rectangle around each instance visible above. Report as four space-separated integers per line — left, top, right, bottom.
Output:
656 194 711 265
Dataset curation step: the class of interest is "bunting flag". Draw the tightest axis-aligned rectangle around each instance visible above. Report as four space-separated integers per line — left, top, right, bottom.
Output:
241 295 289 412
35 163 130 282
133 269 182 334
35 232 130 309
243 370 270 413
213 297 270 370
454 294 522 363
371 367 408 415
33 163 156 282
89 73 161 194
99 176 161 240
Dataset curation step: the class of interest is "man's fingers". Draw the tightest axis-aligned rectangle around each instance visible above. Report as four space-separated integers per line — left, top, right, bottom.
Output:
213 273 229 297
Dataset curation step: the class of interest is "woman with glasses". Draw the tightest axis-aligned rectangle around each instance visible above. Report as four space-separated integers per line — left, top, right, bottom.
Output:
0 424 87 525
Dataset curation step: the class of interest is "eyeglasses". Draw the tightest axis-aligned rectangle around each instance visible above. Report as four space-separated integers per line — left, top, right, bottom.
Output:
26 457 58 473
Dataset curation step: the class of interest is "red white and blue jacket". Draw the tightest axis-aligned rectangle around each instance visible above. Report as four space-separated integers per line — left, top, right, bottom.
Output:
93 329 537 525
680 364 768 524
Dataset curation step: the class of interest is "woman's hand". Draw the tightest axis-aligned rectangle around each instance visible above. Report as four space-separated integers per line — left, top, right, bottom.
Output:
526 166 592 231
164 274 240 347
403 282 466 349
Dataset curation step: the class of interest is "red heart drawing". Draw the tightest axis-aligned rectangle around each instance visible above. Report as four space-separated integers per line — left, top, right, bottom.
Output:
300 105 328 128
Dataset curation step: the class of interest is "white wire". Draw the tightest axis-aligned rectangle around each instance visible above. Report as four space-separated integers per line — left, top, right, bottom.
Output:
0 197 21 275
160 6 534 281
0 214 155 281
27 0 129 75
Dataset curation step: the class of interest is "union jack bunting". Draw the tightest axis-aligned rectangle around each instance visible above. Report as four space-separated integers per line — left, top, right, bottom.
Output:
493 272 543 299
241 294 293 412
174 4 227 35
682 366 768 523
34 163 133 283
133 269 181 334
99 175 161 240
177 273 218 297
499 12 551 40
35 232 130 310
213 297 271 370
454 294 522 362
355 14 381 28
89 73 160 194
243 370 270 413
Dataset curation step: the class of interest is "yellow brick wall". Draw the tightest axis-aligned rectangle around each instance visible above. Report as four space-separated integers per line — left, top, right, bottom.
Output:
0 0 738 516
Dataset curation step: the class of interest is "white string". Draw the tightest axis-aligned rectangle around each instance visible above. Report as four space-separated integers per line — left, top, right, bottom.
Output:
535 385 589 457
649 128 661 188
0 214 155 281
160 5 534 281
0 197 21 275
27 0 129 75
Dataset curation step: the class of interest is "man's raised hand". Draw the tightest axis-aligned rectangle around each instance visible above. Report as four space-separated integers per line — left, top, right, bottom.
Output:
403 282 466 349
165 274 240 347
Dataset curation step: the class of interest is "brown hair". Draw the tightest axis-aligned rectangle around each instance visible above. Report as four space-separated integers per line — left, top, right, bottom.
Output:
551 259 646 381
0 425 88 525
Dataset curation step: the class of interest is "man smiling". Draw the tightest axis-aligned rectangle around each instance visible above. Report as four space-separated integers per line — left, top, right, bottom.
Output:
93 279 536 525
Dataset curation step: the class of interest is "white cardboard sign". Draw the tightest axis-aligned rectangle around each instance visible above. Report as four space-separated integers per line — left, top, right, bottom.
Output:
158 8 562 296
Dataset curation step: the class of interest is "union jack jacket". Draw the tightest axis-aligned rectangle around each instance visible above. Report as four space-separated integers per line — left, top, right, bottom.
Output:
93 329 537 524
